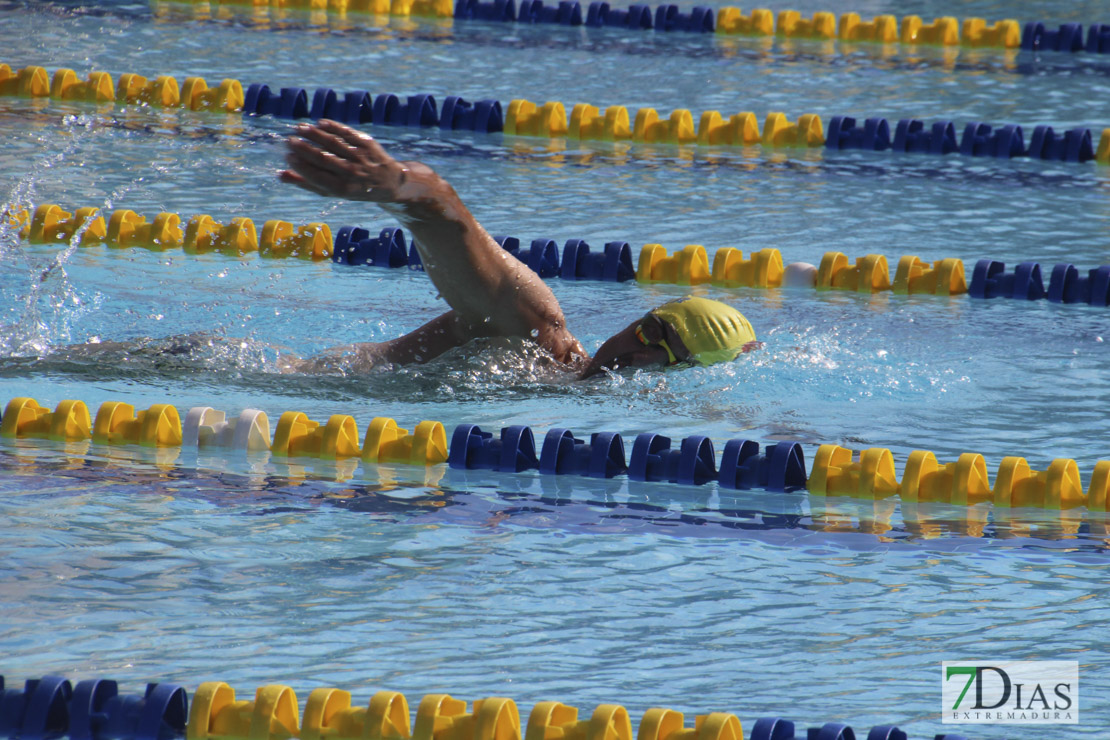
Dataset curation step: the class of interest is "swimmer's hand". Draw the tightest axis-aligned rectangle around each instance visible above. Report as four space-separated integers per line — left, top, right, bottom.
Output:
280 120 431 203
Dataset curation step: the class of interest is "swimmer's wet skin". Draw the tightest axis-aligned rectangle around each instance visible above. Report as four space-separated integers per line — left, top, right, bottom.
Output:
279 120 758 379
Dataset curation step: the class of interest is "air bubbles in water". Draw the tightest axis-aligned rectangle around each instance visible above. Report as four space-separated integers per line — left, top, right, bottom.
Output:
62 114 95 128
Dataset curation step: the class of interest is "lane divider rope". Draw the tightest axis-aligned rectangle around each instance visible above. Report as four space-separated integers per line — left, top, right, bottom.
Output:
8 204 1110 309
0 675 976 740
4 396 1110 512
156 0 1110 57
3 62 1109 166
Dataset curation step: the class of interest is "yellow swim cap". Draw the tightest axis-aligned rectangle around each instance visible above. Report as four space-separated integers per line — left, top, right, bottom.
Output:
650 296 756 366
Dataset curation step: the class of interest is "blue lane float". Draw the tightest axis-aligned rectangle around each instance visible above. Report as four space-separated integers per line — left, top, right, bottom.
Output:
629 433 716 485
446 423 809 489
560 240 635 282
497 236 562 278
892 120 958 155
332 226 409 267
969 260 1045 300
958 122 1025 158
1021 22 1085 52
653 4 714 33
449 424 540 472
1047 264 1110 305
454 0 516 21
587 2 654 29
746 718 978 740
372 93 439 128
244 84 309 119
865 727 909 740
1088 24 1110 53
539 428 628 478
1028 125 1095 163
69 680 187 740
0 676 74 740
309 89 373 124
439 96 504 132
751 718 856 740
888 118 1093 161
828 117 1031 159
825 117 890 151
518 0 582 25
717 440 807 493
336 226 629 283
244 84 504 133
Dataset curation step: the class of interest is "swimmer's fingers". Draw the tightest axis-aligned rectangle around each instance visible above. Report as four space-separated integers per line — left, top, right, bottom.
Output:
282 149 350 197
285 148 398 201
283 121 409 201
286 136 349 173
279 168 329 196
316 119 394 163
291 122 360 161
315 121 411 200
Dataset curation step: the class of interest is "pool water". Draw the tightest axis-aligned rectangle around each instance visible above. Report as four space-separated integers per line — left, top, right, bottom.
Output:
1 0 1109 737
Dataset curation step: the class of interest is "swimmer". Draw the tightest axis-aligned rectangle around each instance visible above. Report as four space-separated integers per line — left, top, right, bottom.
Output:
280 120 765 379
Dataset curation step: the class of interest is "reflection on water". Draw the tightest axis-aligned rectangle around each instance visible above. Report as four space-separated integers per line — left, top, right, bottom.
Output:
3 445 1109 551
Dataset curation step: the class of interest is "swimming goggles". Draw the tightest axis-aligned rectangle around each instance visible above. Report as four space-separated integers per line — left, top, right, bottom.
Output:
634 314 691 366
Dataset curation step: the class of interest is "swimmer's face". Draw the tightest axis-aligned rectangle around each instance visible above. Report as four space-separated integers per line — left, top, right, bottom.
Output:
579 312 692 379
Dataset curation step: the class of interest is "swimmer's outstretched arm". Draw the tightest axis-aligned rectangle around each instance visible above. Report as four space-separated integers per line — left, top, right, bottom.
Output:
287 310 471 372
280 120 585 365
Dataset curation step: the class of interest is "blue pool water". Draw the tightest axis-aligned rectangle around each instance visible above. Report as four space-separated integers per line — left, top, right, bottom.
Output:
1 0 1110 737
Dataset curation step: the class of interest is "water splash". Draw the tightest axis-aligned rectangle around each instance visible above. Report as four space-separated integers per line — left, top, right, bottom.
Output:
0 118 156 356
